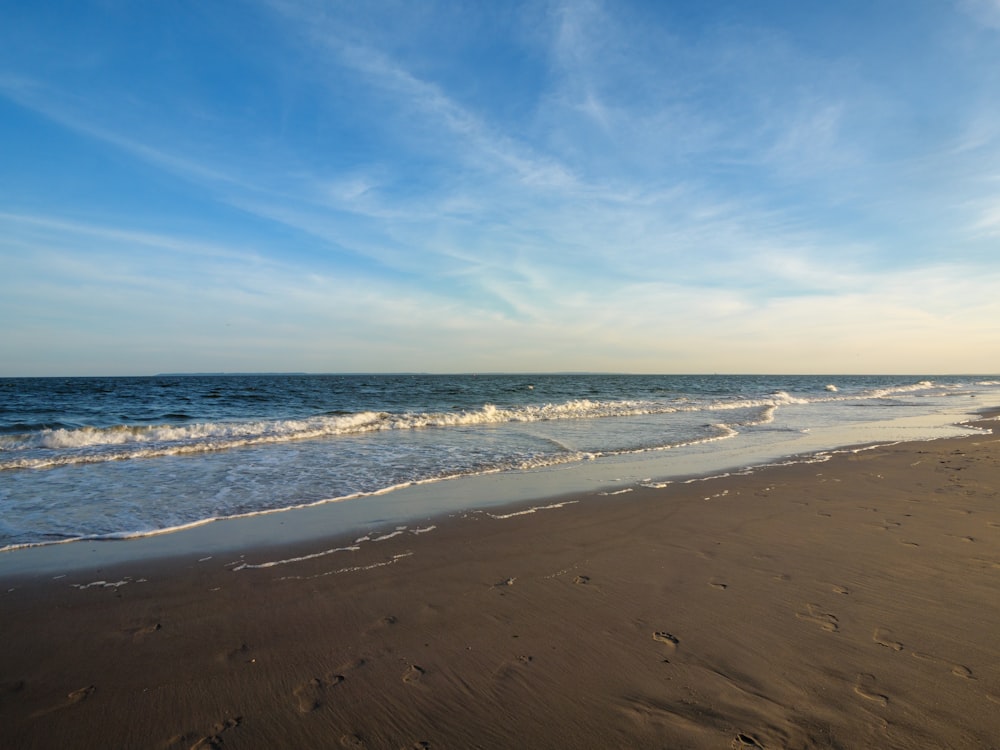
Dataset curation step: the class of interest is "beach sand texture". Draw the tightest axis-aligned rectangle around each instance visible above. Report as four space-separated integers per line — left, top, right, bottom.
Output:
2 421 1000 749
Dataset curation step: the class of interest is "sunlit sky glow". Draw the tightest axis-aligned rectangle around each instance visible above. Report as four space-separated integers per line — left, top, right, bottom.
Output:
3 0 1000 376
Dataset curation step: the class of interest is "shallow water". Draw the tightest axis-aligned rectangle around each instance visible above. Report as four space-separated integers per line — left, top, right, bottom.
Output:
1 374 998 551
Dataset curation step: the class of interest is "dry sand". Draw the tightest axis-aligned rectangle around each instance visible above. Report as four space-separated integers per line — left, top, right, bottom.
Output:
2 416 1000 749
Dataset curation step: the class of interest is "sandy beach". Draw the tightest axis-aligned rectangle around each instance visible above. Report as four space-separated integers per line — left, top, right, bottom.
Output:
2 415 1000 749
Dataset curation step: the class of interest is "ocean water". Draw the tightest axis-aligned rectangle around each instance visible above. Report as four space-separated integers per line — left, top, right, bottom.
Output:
1 374 998 552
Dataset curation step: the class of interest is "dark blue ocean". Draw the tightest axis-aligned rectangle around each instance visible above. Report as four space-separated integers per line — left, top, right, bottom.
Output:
1 374 998 550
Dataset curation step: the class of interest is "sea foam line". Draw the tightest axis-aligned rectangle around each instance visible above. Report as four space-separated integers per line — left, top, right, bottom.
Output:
231 545 361 571
274 552 416 581
485 500 579 520
231 525 438 571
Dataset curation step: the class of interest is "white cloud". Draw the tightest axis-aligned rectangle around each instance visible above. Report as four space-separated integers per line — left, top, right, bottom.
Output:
968 200 1000 237
0 78 241 188
958 0 1000 29
4 1 1000 375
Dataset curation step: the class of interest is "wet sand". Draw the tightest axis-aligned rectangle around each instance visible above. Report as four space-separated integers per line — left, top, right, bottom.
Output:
2 415 1000 749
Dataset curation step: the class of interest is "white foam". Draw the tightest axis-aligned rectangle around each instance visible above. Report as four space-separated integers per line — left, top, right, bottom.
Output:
231 544 360 571
231 523 437 572
5 378 992 554
329 552 413 575
373 528 406 541
70 577 144 590
0 417 750 553
0 392 824 471
0 381 953 473
487 500 578 519
279 551 416 580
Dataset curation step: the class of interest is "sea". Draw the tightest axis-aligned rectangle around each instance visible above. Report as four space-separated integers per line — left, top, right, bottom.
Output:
1 374 999 555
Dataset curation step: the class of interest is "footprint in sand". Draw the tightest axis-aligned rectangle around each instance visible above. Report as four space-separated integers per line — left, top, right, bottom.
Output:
124 622 162 641
945 533 976 543
364 615 399 635
402 664 426 684
854 674 889 706
67 685 96 704
30 684 95 718
337 656 368 673
217 642 253 665
187 716 242 750
492 654 534 682
911 652 975 679
652 631 679 648
873 628 903 651
294 673 345 713
796 604 839 632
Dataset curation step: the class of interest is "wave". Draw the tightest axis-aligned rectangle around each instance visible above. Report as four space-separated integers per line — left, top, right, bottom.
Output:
0 399 693 469
3 378 986 551
864 380 936 399
0 380 950 471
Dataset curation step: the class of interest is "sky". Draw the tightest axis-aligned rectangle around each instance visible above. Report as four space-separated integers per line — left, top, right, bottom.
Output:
2 0 1000 376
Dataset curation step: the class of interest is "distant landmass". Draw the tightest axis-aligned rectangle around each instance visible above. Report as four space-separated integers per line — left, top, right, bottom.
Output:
155 372 311 377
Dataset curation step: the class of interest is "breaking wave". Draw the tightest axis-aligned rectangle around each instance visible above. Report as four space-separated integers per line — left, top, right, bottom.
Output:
0 380 949 472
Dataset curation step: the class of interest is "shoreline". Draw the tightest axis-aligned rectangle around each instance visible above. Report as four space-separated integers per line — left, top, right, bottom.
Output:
3 413 1000 747
2 402 993 580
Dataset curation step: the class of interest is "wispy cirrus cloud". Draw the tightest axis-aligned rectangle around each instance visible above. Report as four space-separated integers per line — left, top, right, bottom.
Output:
958 0 1000 29
0 76 241 188
4 0 1000 374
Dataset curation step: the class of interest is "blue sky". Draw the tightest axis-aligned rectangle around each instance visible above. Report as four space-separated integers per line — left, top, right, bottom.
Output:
2 0 1000 375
